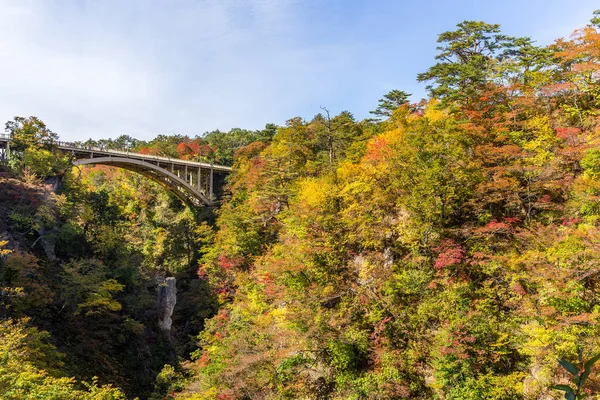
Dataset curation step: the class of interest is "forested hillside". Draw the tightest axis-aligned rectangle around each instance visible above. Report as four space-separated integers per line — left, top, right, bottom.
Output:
1 12 600 400
0 118 275 398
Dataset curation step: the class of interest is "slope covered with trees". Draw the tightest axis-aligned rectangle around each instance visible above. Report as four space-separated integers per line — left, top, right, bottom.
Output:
1 12 600 400
0 112 279 398
173 14 600 399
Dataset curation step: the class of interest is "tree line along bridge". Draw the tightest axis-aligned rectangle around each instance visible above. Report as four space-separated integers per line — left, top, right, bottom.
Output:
0 134 231 207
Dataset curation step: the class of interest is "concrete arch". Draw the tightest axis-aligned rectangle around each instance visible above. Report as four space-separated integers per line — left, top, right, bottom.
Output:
73 156 212 206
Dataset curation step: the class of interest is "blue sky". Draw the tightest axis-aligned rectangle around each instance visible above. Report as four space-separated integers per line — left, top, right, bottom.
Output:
0 0 598 141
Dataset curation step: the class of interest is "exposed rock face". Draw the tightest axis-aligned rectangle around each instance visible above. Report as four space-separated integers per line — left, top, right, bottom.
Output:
37 228 57 261
383 247 394 269
44 175 63 193
157 277 177 332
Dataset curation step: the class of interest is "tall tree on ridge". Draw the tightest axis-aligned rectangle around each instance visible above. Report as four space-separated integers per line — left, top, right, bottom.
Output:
417 21 532 106
370 89 412 118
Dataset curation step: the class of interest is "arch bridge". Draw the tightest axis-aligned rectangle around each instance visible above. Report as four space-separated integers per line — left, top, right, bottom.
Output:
0 134 231 207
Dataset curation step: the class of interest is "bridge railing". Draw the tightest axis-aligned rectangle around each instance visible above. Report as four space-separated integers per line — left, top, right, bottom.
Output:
0 134 231 171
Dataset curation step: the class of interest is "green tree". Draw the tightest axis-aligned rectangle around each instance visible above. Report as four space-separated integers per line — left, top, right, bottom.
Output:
202 124 276 165
311 109 361 164
589 9 600 28
0 318 126 400
6 116 58 153
111 134 140 150
417 21 528 105
5 116 69 178
370 89 412 118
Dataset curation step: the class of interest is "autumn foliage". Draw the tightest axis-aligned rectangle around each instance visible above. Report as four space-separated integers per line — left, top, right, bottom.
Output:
3 12 600 400
176 14 600 399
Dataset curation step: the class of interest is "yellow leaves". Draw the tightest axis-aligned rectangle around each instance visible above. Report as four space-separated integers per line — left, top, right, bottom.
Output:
0 240 12 256
195 221 215 245
245 284 270 314
152 227 168 257
545 233 588 266
271 306 290 331
422 99 447 123
525 114 553 138
183 387 219 399
520 321 577 384
489 333 512 357
77 279 124 315
295 177 333 210
0 319 29 355
523 115 559 163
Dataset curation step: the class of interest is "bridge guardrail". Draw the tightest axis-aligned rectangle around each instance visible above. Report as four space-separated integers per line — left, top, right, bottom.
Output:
0 134 231 171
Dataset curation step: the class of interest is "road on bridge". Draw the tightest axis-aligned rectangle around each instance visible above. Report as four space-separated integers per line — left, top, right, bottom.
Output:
0 134 231 206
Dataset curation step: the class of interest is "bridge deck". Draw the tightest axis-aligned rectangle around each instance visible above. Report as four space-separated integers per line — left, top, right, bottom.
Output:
0 134 232 173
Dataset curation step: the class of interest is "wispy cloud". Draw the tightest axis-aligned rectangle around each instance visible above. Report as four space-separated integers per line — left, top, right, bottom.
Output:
0 0 335 140
0 0 597 141
0 0 167 138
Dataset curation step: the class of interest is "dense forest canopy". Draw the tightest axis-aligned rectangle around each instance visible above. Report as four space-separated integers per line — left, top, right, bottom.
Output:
76 124 277 167
2 12 600 400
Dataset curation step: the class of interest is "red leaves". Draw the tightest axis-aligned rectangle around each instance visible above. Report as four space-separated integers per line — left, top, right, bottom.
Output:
216 391 235 400
257 272 278 297
434 240 466 270
176 141 192 156
511 282 527 296
370 316 393 347
176 139 215 160
473 217 520 236
560 217 582 226
217 255 244 271
484 219 510 231
440 328 477 360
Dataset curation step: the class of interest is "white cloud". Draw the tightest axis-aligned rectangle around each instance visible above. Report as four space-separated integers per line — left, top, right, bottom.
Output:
2 0 593 142
0 0 337 140
0 0 169 139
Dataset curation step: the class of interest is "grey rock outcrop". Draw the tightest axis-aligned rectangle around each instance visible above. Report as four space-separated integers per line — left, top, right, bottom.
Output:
157 277 177 332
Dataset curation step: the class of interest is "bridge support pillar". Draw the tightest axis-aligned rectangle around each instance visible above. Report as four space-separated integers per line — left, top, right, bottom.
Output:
210 168 214 200
197 168 201 191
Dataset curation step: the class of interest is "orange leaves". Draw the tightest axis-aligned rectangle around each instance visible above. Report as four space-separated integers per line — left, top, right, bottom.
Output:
176 16 600 400
364 136 392 163
175 141 192 156
233 141 267 162
363 127 404 166
556 27 600 69
556 126 584 143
